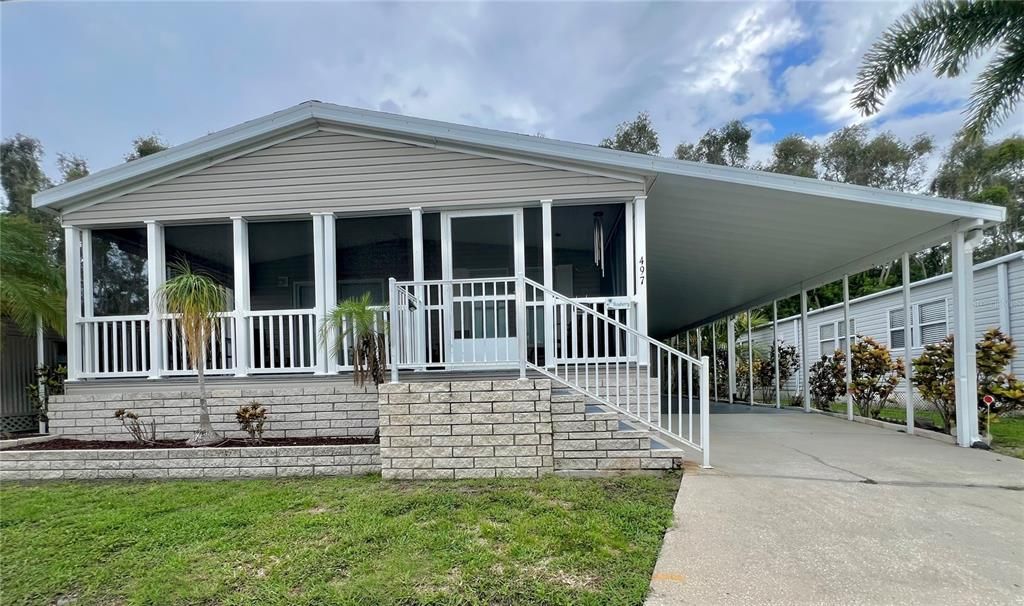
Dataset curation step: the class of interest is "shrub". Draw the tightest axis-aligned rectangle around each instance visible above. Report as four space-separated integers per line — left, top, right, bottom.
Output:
849 336 904 420
809 351 846 410
754 342 800 402
236 401 268 443
914 328 1024 432
113 409 156 444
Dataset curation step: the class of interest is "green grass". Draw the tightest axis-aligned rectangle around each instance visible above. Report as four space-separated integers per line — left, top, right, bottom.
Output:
0 474 681 606
824 402 1024 459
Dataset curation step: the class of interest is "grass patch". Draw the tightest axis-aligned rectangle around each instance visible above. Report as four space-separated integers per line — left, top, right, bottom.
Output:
0 474 680 605
824 402 1024 459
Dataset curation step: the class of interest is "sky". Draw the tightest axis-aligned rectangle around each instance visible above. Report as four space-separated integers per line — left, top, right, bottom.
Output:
2 1 1021 182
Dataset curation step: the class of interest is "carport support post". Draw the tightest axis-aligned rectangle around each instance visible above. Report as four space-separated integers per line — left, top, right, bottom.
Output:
747 309 753 405
902 253 914 434
633 195 649 366
951 226 981 447
843 274 853 421
773 300 780 409
800 289 810 412
712 321 719 401
727 316 736 403
700 355 711 468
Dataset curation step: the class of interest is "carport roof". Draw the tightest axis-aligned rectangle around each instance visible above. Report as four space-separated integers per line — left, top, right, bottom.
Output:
33 101 1006 336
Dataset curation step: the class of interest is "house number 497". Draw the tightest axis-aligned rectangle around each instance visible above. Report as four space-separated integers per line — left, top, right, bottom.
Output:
638 256 645 285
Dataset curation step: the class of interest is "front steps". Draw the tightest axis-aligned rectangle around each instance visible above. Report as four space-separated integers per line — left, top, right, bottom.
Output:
550 388 684 474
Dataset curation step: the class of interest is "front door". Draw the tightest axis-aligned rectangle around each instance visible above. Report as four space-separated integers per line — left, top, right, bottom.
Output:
441 209 524 365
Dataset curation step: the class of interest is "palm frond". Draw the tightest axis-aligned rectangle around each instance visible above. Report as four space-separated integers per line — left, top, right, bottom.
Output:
0 214 65 336
963 32 1024 141
157 261 229 370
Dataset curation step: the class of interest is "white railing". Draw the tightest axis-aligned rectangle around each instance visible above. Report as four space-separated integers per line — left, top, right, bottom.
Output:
78 315 151 378
247 309 318 374
389 275 710 466
160 313 236 376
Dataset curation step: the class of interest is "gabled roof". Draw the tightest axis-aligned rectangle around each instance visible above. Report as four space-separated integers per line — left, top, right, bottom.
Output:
33 100 1006 224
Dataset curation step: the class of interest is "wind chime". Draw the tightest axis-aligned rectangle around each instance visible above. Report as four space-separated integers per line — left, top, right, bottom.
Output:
593 211 605 277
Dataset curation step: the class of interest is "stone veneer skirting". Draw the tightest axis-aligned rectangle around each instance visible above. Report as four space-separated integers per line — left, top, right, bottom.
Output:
378 379 681 479
47 384 379 442
0 443 380 481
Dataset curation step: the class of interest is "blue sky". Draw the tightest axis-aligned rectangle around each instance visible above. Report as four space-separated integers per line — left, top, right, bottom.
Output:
2 1 1019 181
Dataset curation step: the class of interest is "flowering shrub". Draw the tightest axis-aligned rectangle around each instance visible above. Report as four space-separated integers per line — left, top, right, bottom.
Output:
809 350 846 410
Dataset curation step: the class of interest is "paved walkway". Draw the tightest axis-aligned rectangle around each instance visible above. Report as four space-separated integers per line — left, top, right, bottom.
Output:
647 403 1024 605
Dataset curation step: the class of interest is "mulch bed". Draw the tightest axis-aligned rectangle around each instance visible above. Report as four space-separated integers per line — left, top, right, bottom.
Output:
6 436 378 451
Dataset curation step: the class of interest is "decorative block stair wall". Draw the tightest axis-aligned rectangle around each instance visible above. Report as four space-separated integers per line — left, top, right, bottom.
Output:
550 387 684 474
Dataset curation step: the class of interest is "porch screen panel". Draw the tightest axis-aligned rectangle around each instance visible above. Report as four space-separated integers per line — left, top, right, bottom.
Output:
91 227 149 316
248 220 314 311
335 215 412 304
551 203 626 297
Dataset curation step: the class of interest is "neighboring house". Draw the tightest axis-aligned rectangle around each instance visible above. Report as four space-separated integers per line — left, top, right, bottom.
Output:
1 319 65 433
29 101 1006 462
740 253 1023 407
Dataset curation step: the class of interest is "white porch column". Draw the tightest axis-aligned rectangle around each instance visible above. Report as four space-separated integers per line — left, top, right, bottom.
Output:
145 221 165 379
901 253 913 433
633 195 649 365
800 288 810 412
411 207 425 367
843 274 853 421
231 217 250 377
952 226 981 447
727 315 736 403
80 228 93 376
323 214 338 373
312 214 328 375
773 300 780 409
746 309 754 405
63 226 82 380
541 200 555 368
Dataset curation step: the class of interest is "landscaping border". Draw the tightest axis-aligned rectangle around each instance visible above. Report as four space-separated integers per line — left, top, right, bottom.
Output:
0 443 380 481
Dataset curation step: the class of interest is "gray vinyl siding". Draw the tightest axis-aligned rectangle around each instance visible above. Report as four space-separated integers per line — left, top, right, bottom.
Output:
747 253 1023 396
63 130 644 225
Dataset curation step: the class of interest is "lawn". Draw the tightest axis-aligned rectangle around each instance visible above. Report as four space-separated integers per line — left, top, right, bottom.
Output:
825 402 1024 459
0 474 680 606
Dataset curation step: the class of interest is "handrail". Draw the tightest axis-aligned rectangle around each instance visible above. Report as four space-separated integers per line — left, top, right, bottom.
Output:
522 277 704 367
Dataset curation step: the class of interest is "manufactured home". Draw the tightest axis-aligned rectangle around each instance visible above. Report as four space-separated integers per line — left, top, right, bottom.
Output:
30 101 1007 468
729 252 1023 407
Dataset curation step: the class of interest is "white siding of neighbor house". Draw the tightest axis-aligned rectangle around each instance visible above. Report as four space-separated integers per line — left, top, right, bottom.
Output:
62 130 645 225
744 253 1023 398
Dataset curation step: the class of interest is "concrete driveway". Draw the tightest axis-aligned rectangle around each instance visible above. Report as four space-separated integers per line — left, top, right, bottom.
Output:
647 404 1024 606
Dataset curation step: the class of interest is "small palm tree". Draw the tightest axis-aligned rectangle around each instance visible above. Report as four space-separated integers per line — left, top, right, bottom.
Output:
0 215 64 339
853 1 1024 140
322 293 387 386
158 261 229 446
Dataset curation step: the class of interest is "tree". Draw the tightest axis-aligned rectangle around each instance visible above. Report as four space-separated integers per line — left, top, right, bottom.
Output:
1 134 52 216
675 120 752 167
763 134 820 178
809 351 847 410
0 215 65 337
820 125 934 191
853 0 1024 141
56 153 89 183
125 134 168 161
932 134 1023 259
599 112 660 155
323 293 387 386
157 261 230 445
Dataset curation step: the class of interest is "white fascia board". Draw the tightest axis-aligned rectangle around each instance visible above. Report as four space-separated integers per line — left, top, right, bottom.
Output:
35 100 1007 226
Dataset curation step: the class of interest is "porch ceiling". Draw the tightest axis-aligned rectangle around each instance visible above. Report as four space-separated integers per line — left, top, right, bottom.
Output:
644 173 987 337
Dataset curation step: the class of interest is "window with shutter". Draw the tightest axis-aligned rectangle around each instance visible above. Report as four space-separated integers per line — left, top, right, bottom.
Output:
917 299 948 346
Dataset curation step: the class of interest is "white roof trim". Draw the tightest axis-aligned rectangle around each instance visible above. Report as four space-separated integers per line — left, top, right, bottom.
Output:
34 101 1007 224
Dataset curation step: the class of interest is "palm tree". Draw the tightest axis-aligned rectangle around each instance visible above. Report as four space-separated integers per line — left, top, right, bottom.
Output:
322 293 387 387
158 261 229 446
0 215 64 339
852 1 1024 140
